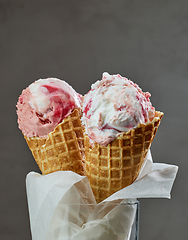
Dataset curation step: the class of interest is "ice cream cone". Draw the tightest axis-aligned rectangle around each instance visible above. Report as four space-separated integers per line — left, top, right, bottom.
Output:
84 111 164 203
25 109 86 175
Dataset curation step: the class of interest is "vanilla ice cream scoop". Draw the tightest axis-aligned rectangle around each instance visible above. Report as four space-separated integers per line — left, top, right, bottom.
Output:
17 78 82 138
82 72 155 146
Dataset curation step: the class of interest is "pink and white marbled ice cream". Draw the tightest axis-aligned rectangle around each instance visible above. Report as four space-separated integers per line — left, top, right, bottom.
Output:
17 78 82 138
82 72 155 146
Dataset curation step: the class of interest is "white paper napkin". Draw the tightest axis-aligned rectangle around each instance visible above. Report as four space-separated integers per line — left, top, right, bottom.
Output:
26 151 178 240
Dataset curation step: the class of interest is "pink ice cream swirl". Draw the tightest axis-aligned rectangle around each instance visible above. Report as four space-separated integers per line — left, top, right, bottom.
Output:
17 78 82 138
82 72 155 146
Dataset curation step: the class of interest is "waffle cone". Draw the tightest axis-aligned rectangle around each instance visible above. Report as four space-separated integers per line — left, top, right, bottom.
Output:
25 109 86 176
84 111 164 203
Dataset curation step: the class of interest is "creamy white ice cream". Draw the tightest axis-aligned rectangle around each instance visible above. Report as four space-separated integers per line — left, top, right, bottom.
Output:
82 72 155 146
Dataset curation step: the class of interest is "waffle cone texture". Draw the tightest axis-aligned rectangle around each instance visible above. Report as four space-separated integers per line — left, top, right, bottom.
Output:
25 109 86 175
84 111 164 203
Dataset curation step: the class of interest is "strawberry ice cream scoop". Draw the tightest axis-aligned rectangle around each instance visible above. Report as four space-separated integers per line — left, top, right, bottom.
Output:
82 72 155 146
17 78 82 138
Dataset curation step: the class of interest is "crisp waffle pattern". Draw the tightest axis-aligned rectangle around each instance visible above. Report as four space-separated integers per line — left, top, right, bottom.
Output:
25 109 85 175
84 111 164 203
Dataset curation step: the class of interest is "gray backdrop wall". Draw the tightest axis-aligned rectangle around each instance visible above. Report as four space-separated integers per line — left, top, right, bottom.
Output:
0 0 187 239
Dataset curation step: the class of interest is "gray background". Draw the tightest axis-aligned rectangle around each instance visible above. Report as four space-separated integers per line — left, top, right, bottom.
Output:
0 0 187 239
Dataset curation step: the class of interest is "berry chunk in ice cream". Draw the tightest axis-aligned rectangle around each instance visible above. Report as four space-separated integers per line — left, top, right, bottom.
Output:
17 78 82 138
82 72 155 146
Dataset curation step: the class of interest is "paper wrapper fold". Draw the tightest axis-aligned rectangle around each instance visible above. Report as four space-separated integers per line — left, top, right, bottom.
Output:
26 151 178 240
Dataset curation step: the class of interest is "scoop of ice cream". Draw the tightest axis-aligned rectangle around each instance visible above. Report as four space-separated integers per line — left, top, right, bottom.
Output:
17 78 82 138
82 72 155 146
